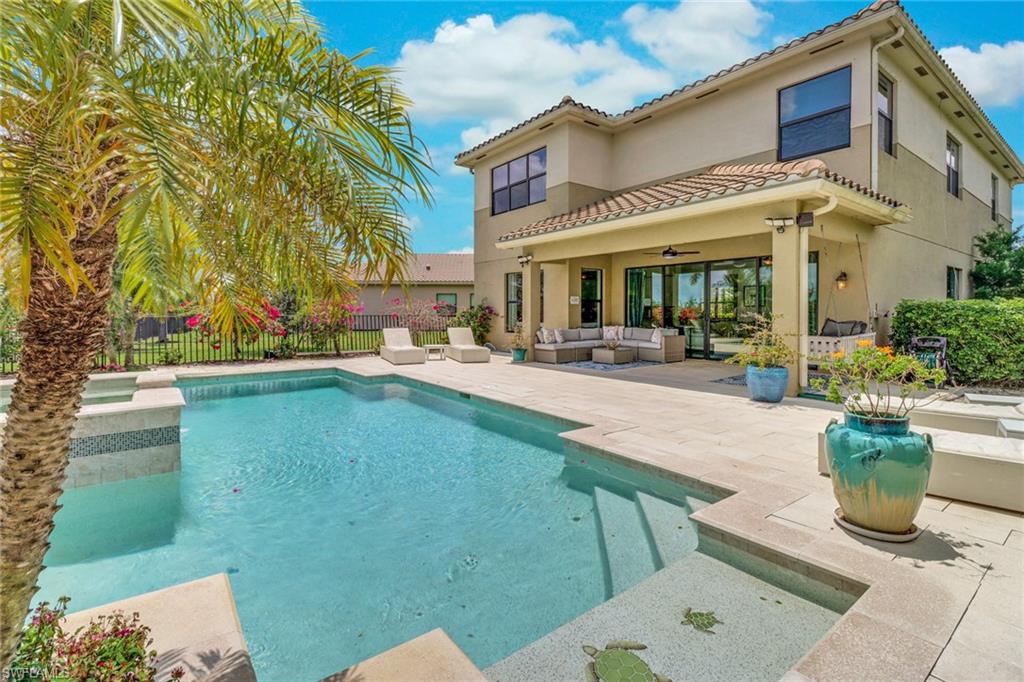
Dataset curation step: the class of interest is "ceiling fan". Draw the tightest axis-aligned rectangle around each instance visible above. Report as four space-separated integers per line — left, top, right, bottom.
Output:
643 245 700 260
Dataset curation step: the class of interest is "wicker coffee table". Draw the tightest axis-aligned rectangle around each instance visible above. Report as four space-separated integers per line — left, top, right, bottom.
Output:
592 346 635 365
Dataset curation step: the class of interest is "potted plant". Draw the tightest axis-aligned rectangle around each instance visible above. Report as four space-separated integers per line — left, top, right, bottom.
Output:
724 315 795 403
812 341 945 541
510 323 528 362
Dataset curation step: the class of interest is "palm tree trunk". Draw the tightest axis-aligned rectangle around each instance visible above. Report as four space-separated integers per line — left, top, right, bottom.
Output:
0 205 119 666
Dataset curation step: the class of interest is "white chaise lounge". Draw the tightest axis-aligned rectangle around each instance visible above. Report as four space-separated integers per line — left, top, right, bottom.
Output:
380 328 426 365
445 327 490 363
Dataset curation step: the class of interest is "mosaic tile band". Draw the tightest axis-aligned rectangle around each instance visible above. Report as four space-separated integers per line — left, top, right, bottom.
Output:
70 425 180 458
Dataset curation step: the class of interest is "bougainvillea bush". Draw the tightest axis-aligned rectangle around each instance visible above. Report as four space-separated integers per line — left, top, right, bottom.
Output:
295 299 365 355
450 302 499 345
387 298 453 344
11 597 185 682
185 300 285 352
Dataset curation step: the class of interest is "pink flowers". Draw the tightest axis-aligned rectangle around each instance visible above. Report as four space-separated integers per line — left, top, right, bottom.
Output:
186 314 202 329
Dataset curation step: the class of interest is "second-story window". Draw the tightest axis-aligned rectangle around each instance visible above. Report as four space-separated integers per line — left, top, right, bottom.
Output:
778 66 851 161
946 135 961 198
878 73 894 155
492 148 547 215
991 174 999 221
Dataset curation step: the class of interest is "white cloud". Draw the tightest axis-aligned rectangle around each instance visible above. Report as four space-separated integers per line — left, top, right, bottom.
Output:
939 41 1024 107
401 215 423 231
395 13 673 145
623 0 771 76
448 246 474 254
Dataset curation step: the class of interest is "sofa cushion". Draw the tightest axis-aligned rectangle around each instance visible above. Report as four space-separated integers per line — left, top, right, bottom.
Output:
602 326 622 341
580 328 601 341
627 327 655 342
567 341 595 348
633 340 661 350
820 318 841 337
534 343 560 350
562 328 582 341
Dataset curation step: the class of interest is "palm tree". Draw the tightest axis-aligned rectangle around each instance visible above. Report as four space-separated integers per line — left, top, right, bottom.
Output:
0 0 431 663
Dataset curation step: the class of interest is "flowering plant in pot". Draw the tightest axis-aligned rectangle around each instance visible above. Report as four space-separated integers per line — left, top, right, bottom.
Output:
724 315 795 403
510 323 528 362
812 341 945 541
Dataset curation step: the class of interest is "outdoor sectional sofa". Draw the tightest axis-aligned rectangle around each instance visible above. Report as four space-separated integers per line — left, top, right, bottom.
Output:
534 327 685 364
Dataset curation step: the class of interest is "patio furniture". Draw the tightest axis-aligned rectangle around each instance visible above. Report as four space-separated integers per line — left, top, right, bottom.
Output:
380 328 426 365
592 346 636 365
534 327 684 364
807 318 875 363
423 344 446 361
445 327 490 363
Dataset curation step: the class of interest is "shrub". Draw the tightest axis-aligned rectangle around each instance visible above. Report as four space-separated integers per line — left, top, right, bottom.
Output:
724 315 796 369
449 302 499 345
891 298 1024 386
11 597 181 682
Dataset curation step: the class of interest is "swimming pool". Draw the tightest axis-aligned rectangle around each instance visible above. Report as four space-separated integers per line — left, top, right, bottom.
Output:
39 371 842 680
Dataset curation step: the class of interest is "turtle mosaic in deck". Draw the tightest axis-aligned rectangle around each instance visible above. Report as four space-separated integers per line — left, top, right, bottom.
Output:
582 641 671 682
681 607 723 634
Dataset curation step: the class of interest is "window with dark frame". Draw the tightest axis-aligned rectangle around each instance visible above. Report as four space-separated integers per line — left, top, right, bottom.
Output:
778 66 852 161
878 73 894 155
580 268 603 328
946 266 962 300
491 148 547 216
435 293 457 312
505 272 523 332
946 136 961 197
991 174 999 221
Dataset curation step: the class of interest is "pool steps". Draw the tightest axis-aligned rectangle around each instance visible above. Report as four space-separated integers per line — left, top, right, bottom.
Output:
593 487 658 596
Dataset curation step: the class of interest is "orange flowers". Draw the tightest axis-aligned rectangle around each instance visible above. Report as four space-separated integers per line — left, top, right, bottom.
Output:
856 339 873 347
832 350 846 359
880 345 895 357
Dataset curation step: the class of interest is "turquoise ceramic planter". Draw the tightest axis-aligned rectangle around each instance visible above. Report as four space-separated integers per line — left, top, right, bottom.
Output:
824 413 933 534
745 365 788 403
512 348 528 362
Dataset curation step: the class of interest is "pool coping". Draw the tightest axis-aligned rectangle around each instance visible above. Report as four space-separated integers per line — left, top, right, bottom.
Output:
69 359 997 680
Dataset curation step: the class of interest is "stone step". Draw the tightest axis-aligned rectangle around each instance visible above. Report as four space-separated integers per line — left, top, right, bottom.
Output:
635 491 699 568
593 486 657 597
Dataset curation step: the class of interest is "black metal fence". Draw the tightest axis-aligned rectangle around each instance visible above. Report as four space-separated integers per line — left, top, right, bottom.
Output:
0 314 455 375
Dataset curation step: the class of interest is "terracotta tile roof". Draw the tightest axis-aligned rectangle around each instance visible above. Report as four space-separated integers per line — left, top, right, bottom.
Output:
497 160 903 243
456 0 1020 175
357 253 474 284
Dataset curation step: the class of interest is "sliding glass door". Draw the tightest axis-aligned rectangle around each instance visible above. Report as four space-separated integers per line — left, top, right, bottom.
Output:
625 253 818 360
664 263 706 358
581 268 603 328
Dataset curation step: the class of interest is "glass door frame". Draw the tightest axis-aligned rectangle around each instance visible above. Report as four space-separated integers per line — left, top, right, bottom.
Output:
625 253 817 359
580 267 604 328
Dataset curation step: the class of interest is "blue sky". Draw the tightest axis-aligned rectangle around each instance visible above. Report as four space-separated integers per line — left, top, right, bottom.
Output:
306 0 1024 254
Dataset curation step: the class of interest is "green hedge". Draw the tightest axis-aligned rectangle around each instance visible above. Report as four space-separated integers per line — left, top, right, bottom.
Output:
891 298 1024 387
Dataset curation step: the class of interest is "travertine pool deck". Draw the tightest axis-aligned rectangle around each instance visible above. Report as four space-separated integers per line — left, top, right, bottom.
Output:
173 357 1023 681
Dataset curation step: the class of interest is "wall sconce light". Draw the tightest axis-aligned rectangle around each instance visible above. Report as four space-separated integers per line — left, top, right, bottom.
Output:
516 254 534 267
835 271 849 290
764 217 795 233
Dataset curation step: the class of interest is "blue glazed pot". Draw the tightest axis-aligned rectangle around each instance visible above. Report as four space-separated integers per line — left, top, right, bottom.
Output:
512 348 528 362
825 413 933 534
745 365 788 402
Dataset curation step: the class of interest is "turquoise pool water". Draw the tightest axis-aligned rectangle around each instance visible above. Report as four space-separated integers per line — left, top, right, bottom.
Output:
38 371 846 681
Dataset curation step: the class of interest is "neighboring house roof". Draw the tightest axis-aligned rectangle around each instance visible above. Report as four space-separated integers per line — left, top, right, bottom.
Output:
454 0 1022 180
357 253 474 285
496 160 904 244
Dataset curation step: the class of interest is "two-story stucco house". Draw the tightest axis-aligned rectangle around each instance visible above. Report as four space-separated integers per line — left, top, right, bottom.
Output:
455 0 1022 394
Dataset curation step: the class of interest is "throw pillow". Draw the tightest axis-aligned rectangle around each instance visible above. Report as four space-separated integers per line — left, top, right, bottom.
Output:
554 328 566 344
650 327 663 345
602 326 618 341
540 327 557 344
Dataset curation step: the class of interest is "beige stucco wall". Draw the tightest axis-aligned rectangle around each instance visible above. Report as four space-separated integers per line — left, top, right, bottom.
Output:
468 22 1016 350
356 284 475 314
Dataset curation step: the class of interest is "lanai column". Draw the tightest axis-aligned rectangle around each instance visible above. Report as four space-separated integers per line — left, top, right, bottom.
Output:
771 221 809 396
522 258 542 360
